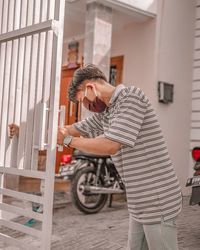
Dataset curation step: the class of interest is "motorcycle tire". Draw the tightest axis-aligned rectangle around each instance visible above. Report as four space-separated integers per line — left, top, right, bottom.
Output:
71 165 108 214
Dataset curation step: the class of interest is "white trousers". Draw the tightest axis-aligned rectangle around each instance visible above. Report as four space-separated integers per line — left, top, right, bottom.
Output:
127 215 179 250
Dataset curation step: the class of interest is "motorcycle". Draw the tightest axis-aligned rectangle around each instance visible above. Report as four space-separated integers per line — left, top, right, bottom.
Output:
56 150 125 214
186 147 200 205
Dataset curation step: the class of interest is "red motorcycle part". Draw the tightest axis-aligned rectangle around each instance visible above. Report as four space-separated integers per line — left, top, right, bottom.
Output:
60 154 72 165
192 147 200 162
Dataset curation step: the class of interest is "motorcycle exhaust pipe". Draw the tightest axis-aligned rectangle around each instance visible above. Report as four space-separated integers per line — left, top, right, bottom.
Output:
81 185 124 194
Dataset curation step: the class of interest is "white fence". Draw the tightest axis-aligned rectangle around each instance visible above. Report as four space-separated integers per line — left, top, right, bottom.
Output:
0 0 65 249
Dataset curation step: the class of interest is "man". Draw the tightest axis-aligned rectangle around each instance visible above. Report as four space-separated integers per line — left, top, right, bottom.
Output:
59 64 182 250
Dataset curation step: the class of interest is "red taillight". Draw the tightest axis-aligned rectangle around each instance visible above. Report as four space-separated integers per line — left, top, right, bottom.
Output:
61 155 72 165
192 147 200 162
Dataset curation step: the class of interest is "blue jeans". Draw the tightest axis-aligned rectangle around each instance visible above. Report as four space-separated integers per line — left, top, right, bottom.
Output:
127 215 179 250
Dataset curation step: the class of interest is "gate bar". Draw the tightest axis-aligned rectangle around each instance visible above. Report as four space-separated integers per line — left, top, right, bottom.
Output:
0 167 46 179
0 203 43 221
0 20 60 43
0 219 42 239
0 188 44 204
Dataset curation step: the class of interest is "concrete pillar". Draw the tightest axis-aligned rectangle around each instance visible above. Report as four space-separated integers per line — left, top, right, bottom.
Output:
84 1 113 79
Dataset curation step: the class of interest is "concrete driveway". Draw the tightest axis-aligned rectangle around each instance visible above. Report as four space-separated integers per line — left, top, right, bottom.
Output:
0 196 200 249
51 196 200 250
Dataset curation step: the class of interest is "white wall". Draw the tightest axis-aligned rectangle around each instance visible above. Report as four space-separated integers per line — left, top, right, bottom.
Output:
111 19 156 98
155 0 195 194
113 0 157 15
62 0 195 195
111 0 195 195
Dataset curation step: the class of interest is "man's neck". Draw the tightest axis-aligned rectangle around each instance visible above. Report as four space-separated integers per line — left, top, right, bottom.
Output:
101 83 116 106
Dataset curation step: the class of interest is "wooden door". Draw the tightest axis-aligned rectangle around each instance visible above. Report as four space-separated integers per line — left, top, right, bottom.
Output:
110 55 124 86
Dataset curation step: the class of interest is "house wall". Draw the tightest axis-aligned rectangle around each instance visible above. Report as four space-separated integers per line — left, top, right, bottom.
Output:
155 0 195 194
113 0 157 15
111 19 156 97
111 0 195 195
62 0 195 195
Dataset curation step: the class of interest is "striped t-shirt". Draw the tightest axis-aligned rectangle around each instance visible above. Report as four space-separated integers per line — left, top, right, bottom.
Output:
73 84 182 224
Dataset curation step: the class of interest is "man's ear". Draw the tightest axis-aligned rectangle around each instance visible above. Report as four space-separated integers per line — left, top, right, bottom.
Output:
85 81 99 96
85 83 97 94
85 82 94 89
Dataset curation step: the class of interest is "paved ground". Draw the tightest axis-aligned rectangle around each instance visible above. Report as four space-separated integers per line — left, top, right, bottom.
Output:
51 196 200 250
1 196 200 249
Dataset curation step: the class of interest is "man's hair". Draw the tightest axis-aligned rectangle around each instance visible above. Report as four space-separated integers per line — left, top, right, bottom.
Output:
68 64 107 102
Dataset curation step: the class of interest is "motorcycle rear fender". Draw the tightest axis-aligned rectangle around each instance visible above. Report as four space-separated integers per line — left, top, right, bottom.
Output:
71 159 95 177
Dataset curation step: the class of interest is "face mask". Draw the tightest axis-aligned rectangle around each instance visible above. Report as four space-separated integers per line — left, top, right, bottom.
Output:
83 87 107 113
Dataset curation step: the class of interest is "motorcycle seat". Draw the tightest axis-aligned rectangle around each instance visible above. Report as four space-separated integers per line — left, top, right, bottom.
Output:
73 150 110 159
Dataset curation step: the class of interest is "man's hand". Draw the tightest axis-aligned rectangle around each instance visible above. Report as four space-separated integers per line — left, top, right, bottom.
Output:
57 127 69 145
8 123 19 139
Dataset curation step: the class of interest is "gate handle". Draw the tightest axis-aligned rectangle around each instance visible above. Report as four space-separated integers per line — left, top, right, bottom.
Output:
38 102 49 151
58 105 66 152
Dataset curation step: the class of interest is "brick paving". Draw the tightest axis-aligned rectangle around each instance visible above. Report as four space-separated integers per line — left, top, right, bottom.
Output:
51 196 200 250
1 196 200 249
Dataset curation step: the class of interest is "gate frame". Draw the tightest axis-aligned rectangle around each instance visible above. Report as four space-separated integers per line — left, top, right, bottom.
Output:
0 0 65 249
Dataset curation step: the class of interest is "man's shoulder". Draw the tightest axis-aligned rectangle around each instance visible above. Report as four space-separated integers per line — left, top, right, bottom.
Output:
121 86 149 105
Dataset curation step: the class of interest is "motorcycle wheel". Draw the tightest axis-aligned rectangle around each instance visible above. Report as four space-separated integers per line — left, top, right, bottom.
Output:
71 165 108 214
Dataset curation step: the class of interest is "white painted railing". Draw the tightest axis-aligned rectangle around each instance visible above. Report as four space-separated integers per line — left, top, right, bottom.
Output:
0 0 65 249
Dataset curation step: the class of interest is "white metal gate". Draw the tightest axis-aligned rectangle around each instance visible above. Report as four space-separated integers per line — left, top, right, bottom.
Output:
0 0 65 249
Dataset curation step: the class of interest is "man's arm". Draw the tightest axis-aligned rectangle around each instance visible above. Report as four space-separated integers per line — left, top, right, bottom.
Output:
57 134 121 156
59 112 103 139
71 113 104 138
57 125 81 146
62 125 81 137
70 137 121 155
9 123 81 139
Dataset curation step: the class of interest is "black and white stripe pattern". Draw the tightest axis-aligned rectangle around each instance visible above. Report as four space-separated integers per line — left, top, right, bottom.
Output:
73 84 182 224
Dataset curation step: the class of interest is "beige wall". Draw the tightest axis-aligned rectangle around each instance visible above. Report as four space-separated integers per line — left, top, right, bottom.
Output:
111 19 156 97
155 0 195 194
111 0 195 195
62 0 195 195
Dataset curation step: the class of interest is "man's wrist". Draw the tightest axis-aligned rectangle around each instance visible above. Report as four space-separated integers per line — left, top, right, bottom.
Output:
64 126 70 136
63 135 73 147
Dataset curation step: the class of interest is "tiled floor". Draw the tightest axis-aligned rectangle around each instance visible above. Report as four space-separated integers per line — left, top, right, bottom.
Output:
1 196 200 249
